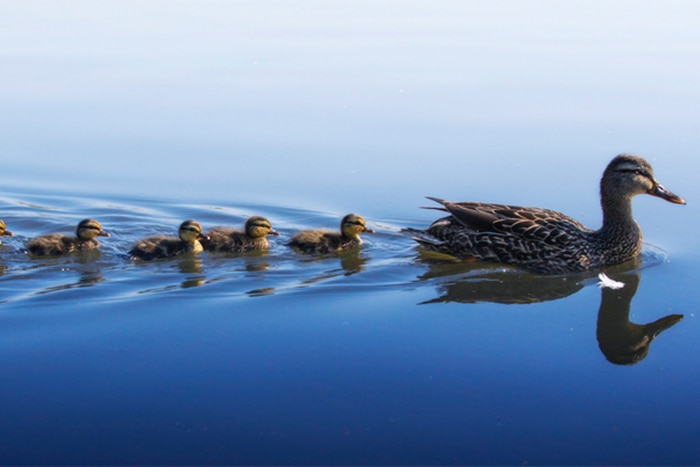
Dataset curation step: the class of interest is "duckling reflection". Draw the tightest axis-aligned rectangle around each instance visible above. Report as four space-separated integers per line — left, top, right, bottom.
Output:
176 256 205 288
293 250 370 289
244 260 271 272
596 272 683 365
32 269 104 296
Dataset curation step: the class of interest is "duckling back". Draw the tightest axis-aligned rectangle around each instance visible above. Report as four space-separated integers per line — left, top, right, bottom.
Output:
287 229 350 254
26 234 80 256
129 235 193 260
202 228 262 253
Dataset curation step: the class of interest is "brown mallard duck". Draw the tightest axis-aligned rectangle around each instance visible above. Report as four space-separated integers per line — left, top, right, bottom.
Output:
201 216 279 253
25 218 109 256
129 219 209 260
288 213 374 254
410 154 685 274
0 220 13 244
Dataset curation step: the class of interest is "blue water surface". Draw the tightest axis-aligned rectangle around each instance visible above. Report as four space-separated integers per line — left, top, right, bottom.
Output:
1 1 699 465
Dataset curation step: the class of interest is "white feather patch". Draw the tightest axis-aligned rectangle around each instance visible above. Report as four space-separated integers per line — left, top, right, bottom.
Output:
597 273 625 290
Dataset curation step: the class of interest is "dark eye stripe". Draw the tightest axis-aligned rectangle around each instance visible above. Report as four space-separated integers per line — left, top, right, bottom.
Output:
617 167 651 178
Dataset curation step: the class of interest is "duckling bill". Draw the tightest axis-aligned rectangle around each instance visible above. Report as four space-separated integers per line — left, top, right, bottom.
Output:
129 220 209 260
202 216 278 253
288 213 374 254
410 154 685 274
25 219 109 256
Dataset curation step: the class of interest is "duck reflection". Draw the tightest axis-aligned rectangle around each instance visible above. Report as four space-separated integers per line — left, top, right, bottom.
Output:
176 256 205 288
339 250 369 275
33 269 104 296
418 259 585 304
596 272 683 365
418 256 683 365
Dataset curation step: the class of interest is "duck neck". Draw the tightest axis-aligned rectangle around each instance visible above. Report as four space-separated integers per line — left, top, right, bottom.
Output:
598 189 640 243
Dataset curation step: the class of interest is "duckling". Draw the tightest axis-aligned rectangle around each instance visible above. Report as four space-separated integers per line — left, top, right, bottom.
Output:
0 220 13 245
410 154 685 274
25 218 109 256
129 219 209 260
201 216 279 253
288 213 374 254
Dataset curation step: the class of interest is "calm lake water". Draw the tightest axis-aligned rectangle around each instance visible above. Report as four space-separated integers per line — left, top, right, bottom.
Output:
1 1 699 465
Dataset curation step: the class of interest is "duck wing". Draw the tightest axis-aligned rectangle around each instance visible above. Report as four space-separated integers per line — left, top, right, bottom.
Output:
426 197 589 245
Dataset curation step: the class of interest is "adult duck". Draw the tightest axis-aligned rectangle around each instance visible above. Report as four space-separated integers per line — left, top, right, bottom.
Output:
411 154 685 274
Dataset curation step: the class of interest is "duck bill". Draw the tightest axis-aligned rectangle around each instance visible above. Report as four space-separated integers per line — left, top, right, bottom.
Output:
2 230 12 237
98 231 110 237
364 227 375 234
269 228 280 236
647 313 684 338
198 233 211 241
650 183 686 205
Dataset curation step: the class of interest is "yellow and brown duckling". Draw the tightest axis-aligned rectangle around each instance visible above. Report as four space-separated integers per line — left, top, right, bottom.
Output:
201 216 279 253
410 154 685 274
129 219 209 261
288 213 374 254
25 218 109 256
0 220 13 244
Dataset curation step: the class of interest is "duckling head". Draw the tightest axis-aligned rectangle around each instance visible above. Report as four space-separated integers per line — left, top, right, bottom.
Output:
245 216 279 239
76 219 109 241
340 213 375 238
602 154 685 205
0 220 13 237
178 219 210 243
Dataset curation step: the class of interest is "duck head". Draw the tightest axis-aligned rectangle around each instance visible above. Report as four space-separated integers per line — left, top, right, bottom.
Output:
178 220 209 243
341 213 375 238
245 216 279 238
0 220 13 237
76 219 109 241
602 154 685 205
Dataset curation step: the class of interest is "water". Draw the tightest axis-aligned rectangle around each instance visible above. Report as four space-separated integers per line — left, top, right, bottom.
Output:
2 1 700 465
